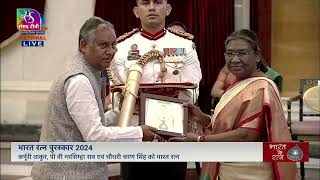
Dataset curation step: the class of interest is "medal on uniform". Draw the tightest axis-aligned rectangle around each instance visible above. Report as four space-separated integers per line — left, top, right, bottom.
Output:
163 48 186 57
127 44 141 60
163 48 184 66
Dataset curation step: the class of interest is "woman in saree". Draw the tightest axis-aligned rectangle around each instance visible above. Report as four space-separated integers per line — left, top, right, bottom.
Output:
171 29 297 180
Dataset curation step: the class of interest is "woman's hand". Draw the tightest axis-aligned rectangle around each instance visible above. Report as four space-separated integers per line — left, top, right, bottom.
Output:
183 103 203 123
183 103 211 127
169 133 199 142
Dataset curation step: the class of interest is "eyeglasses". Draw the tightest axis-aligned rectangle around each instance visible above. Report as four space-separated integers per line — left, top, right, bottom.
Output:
224 51 255 60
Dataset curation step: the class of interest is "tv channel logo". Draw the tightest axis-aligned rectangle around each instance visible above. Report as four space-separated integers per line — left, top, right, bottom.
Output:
17 8 47 47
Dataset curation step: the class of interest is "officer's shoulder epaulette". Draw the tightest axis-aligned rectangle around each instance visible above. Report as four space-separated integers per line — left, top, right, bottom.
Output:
116 28 139 44
167 27 194 40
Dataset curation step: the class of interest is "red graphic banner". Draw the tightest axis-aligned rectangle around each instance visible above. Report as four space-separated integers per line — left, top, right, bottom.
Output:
263 142 309 162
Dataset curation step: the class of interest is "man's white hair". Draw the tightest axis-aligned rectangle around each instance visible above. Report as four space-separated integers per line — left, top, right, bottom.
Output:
79 16 114 47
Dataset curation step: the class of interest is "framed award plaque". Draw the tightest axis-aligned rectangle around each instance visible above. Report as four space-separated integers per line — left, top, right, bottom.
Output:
140 93 188 137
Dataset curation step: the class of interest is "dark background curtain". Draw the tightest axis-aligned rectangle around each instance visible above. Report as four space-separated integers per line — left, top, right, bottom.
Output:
95 0 234 114
250 0 272 65
1 0 45 43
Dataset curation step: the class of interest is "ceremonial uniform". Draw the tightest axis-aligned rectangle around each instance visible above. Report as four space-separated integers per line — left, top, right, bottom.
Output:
109 28 202 103
109 28 202 180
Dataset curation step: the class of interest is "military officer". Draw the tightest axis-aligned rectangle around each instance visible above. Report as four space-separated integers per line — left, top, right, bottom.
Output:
109 28 201 105
109 6 202 108
108 0 202 179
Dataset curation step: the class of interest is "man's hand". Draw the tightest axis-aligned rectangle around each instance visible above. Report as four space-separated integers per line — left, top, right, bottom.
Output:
141 125 157 141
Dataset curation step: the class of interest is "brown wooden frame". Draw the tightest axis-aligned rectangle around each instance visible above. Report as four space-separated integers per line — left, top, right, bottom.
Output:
140 93 188 137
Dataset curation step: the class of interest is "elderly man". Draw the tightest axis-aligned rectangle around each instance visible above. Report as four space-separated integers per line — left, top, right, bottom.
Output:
31 17 157 180
109 0 202 179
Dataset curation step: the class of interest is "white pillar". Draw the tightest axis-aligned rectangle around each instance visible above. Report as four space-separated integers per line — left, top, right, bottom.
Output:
234 0 250 30
1 0 96 125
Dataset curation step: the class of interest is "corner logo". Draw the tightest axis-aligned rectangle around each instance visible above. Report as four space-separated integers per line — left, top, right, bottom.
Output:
16 9 47 47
